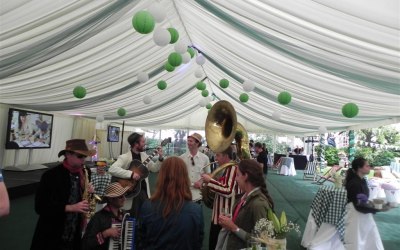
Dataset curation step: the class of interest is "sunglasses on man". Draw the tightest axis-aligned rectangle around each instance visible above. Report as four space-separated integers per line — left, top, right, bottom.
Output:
74 153 87 159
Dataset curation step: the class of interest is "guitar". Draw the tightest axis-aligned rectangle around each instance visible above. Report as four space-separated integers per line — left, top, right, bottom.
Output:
116 138 171 198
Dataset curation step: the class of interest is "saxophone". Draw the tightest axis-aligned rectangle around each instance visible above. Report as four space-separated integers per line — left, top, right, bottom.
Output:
83 167 102 219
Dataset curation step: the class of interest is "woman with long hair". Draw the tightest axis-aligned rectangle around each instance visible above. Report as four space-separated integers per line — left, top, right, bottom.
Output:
217 159 274 250
344 157 388 250
138 157 204 250
16 111 32 140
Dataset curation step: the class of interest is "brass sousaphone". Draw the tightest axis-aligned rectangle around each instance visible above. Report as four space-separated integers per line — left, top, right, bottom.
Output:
235 122 251 160
202 100 237 208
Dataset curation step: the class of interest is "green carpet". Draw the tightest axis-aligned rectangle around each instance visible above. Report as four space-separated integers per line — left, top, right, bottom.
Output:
0 171 398 250
265 172 399 250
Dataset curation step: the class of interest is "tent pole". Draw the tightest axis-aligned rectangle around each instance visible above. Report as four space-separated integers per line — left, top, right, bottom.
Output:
120 121 125 155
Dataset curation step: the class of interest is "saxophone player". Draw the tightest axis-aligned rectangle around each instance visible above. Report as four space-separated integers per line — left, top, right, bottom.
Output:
31 139 96 250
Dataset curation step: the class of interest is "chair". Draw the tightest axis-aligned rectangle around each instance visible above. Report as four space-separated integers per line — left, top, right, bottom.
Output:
314 165 343 185
303 161 318 181
273 157 283 171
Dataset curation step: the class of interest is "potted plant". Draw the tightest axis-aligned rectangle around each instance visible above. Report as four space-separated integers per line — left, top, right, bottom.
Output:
253 209 300 250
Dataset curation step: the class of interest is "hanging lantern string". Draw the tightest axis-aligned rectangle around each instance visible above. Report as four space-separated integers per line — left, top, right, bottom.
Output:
189 46 212 95
170 0 200 66
172 0 194 46
190 45 247 87
205 77 225 101
190 46 222 98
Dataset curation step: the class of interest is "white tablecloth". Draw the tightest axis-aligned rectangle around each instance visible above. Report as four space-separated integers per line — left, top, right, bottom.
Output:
301 186 347 249
390 162 400 173
278 157 296 176
368 178 400 204
301 210 345 250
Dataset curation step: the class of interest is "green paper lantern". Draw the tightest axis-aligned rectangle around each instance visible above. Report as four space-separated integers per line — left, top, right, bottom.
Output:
117 108 126 117
132 11 155 34
196 81 206 90
206 103 212 109
164 62 175 72
277 91 292 105
239 93 249 103
219 79 229 88
187 47 195 58
168 52 182 67
157 80 167 90
167 28 179 44
201 89 209 97
342 103 359 118
73 86 86 99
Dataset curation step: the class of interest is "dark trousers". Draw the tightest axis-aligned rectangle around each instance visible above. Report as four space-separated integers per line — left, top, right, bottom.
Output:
129 189 148 250
209 223 222 250
129 189 148 219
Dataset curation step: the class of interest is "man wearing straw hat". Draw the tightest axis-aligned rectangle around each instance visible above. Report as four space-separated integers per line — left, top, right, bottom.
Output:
180 133 210 203
82 182 130 250
31 139 96 250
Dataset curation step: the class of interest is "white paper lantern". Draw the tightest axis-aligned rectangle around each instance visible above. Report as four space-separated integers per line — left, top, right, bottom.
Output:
96 114 104 123
202 97 210 105
148 3 166 23
198 98 207 107
143 95 152 104
205 95 213 103
196 54 206 65
153 27 170 46
272 111 281 120
137 72 149 83
182 52 191 64
242 81 255 92
174 41 187 54
318 126 327 134
194 68 203 78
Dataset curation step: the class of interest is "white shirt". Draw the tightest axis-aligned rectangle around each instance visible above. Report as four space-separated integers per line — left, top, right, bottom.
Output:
180 150 210 201
109 151 161 197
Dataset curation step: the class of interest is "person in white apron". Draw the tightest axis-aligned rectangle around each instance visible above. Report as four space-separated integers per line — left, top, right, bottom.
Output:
344 157 391 250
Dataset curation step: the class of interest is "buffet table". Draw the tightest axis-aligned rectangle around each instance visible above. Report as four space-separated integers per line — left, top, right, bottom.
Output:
368 178 400 205
290 154 308 170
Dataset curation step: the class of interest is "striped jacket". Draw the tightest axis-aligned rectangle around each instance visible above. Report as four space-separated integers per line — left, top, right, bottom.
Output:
207 164 242 224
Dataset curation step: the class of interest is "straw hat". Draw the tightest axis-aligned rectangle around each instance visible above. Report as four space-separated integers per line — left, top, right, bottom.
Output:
104 182 130 198
58 139 96 157
188 133 202 143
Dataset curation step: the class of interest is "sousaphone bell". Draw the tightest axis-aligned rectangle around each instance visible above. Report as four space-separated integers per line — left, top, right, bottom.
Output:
205 100 237 152
202 100 237 208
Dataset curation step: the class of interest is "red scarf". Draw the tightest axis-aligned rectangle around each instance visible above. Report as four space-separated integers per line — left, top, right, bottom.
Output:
232 195 247 222
63 160 85 189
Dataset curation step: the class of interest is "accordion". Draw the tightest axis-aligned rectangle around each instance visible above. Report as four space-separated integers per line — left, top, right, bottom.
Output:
109 214 136 250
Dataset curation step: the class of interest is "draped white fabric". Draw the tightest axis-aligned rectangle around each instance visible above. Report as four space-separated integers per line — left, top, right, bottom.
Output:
0 0 399 134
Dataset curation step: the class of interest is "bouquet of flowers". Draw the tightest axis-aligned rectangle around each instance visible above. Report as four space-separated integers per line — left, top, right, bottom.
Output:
253 209 300 250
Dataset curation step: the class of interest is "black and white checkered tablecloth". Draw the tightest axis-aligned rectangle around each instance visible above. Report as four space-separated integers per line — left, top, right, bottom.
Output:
311 185 347 242
92 173 112 197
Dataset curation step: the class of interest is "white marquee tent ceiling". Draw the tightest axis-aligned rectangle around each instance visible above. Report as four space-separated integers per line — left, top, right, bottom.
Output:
0 0 399 134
